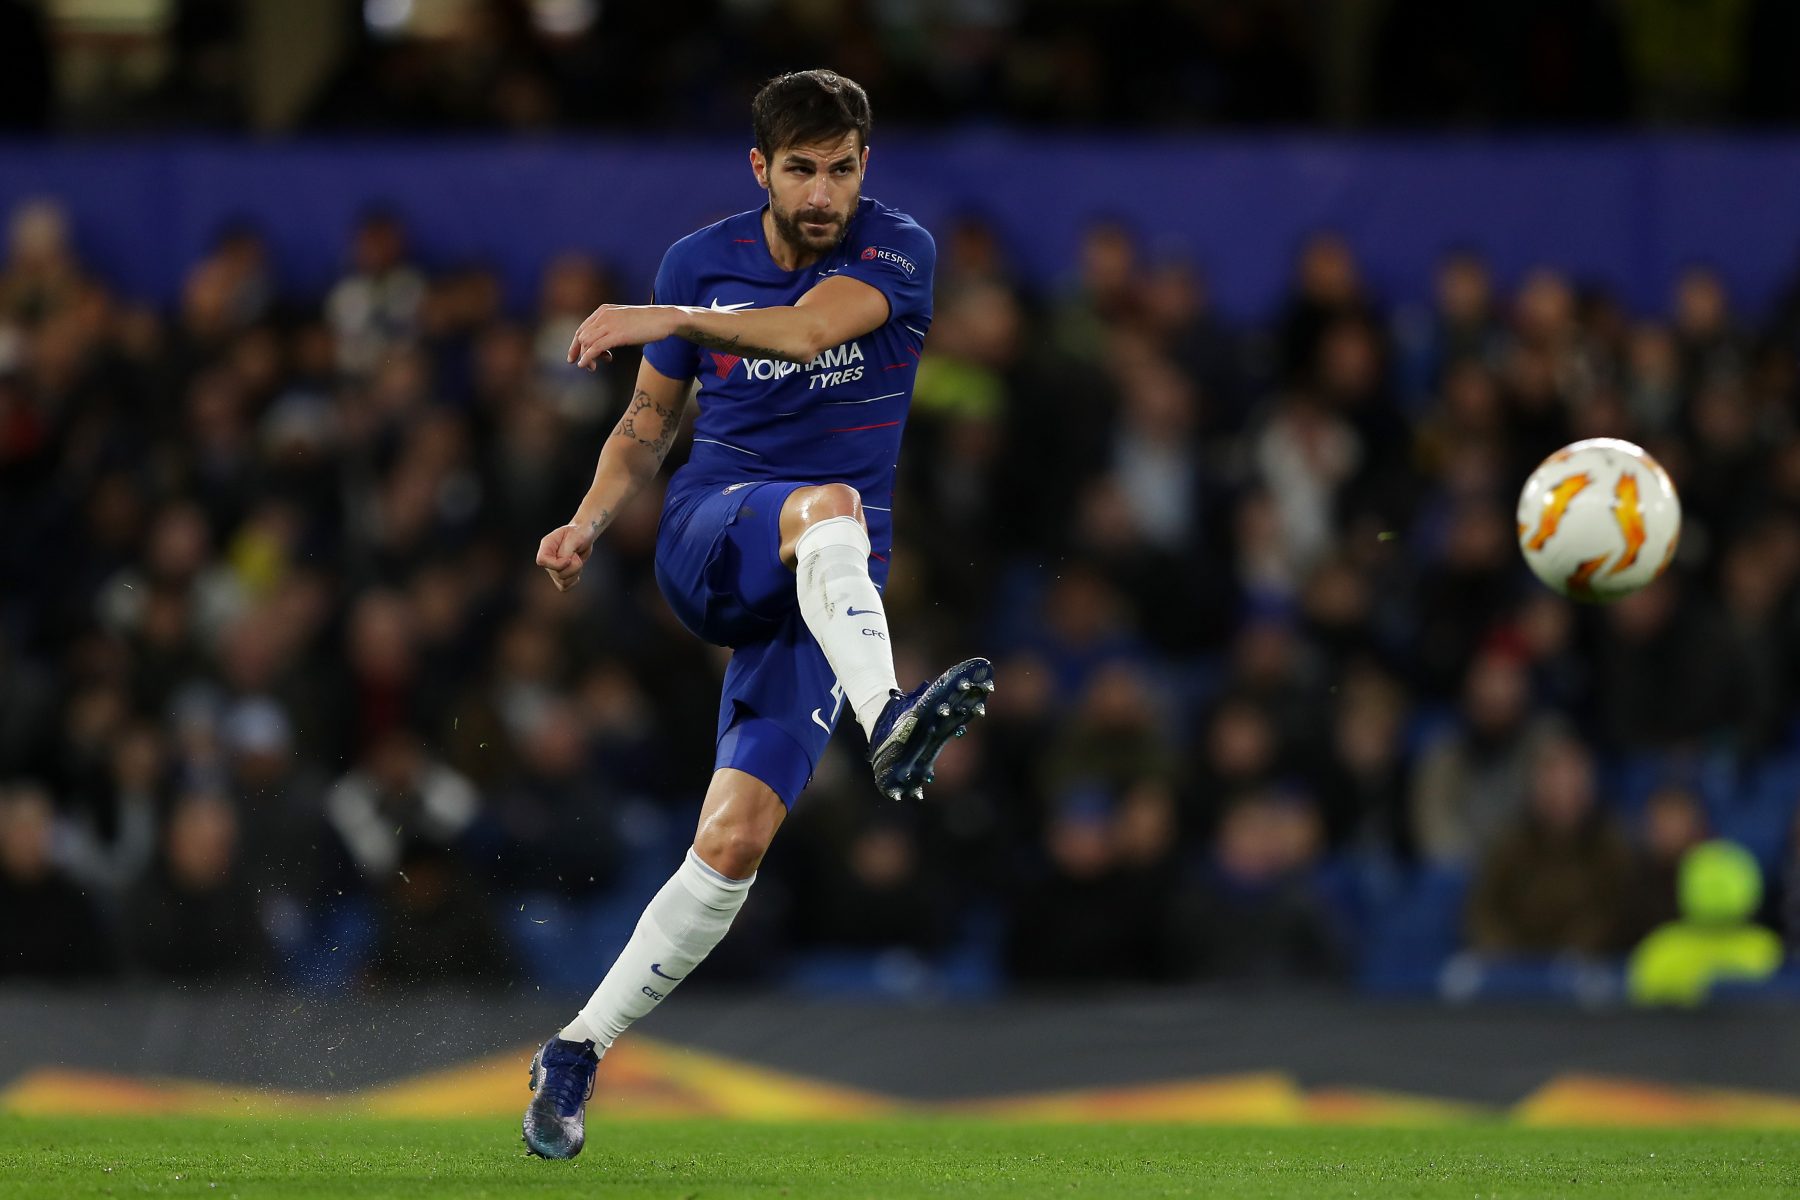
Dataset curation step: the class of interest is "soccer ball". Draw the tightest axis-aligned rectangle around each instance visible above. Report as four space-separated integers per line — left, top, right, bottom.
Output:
1516 437 1681 602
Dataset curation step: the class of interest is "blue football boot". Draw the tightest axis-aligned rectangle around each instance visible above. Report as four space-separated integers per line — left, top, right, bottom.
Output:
868 657 994 800
522 1036 599 1159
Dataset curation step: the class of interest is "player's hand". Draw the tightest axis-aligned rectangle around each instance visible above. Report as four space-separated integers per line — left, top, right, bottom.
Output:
536 523 597 591
567 304 677 372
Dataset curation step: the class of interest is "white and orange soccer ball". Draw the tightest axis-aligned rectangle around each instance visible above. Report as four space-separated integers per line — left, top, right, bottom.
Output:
1516 437 1681 602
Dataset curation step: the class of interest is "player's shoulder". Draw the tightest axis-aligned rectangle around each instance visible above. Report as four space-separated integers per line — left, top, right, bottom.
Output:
846 198 936 284
854 198 935 254
661 207 765 270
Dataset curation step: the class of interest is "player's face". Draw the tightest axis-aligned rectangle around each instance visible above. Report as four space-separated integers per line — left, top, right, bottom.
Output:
753 133 867 258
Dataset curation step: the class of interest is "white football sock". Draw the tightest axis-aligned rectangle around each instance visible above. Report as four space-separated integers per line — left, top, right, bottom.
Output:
558 848 753 1052
794 515 900 740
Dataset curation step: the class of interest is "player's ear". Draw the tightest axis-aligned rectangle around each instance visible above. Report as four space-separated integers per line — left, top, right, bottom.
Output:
749 147 768 190
859 145 869 175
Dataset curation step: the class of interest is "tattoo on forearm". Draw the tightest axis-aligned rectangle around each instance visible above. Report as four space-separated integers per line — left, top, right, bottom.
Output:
678 325 797 363
613 387 681 461
586 508 612 537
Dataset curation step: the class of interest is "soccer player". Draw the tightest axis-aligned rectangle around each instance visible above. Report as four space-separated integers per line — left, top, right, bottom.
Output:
520 70 993 1159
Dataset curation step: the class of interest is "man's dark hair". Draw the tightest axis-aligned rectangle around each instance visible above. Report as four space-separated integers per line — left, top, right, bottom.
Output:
751 70 871 158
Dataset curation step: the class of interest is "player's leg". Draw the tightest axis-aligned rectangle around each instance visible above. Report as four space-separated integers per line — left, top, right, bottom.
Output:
562 766 780 1048
781 483 994 800
522 767 782 1159
780 483 898 738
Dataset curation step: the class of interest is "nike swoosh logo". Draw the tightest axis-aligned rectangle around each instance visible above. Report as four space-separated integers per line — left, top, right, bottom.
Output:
846 606 877 616
708 298 755 313
650 963 682 981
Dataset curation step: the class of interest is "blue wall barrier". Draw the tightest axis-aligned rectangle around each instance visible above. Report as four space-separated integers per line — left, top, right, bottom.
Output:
3 135 1798 320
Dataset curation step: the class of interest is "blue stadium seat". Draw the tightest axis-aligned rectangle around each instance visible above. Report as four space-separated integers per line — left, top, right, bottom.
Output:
1356 863 1470 996
1712 751 1800 874
283 897 379 991
1710 966 1800 1004
780 907 1004 1001
1437 955 1626 1004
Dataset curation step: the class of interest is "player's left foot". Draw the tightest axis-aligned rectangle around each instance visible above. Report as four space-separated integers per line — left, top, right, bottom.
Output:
869 657 993 800
522 1036 599 1160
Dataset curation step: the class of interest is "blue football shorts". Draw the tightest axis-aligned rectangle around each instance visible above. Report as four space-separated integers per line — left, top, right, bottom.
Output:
653 479 885 807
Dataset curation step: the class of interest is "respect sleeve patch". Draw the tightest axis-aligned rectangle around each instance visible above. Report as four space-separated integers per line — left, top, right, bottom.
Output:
859 245 918 276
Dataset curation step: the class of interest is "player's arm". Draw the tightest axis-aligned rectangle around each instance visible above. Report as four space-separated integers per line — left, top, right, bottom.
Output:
567 275 890 369
535 358 691 592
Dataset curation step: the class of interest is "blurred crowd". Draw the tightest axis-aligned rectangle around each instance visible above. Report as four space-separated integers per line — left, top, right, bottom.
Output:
5 0 1800 135
2 187 1800 1000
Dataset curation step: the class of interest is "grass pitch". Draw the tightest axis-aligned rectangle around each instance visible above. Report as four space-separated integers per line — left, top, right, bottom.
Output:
3 1116 1798 1199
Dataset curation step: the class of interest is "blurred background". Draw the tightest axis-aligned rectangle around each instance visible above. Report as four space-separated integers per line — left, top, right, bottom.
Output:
5 0 1800 1114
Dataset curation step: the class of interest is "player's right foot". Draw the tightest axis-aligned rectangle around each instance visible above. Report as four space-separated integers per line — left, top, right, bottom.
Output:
869 657 994 800
522 1036 598 1160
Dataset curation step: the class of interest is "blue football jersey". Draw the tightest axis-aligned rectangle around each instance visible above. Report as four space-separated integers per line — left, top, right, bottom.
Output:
642 197 935 560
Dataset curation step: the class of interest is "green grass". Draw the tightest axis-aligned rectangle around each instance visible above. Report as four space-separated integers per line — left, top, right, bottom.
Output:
3 1116 1799 1199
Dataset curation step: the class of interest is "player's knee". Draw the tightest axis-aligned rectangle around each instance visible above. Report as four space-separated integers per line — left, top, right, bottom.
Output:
695 822 776 880
693 795 782 879
804 483 864 528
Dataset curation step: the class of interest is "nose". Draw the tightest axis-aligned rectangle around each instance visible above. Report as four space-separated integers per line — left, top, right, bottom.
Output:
807 176 831 208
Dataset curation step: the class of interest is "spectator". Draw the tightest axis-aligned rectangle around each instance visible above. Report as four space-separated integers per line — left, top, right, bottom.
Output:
1313 668 1412 858
1671 266 1746 395
1044 662 1179 821
1415 361 1509 489
1071 478 1225 658
366 839 517 988
122 791 266 982
1006 787 1180 985
1624 322 1683 435
906 281 1015 586
1110 353 1203 554
491 697 619 896
3 186 1800 998
1467 736 1636 957
0 198 83 322
1298 553 1381 677
1140 257 1243 425
1412 649 1564 865
1014 567 1145 703
335 589 426 761
54 720 161 896
1277 233 1372 385
533 253 614 424
0 782 112 979
97 501 246 658
1252 394 1360 581
1053 219 1143 364
1712 528 1797 753
1410 501 1520 700
1395 249 1506 408
1594 579 1735 752
222 696 329 941
1629 840 1782 1007
1627 785 1712 940
326 210 426 378
1187 698 1281 837
792 807 955 953
324 729 483 882
1170 789 1347 983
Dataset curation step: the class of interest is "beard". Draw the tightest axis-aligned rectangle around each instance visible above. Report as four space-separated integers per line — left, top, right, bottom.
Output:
769 191 857 258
